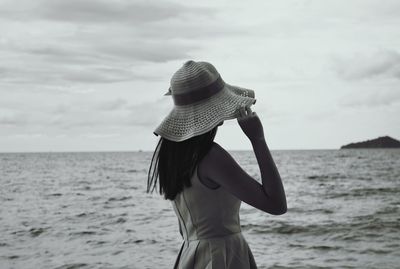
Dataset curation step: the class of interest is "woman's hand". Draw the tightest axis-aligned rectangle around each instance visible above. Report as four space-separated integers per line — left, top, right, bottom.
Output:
237 105 265 142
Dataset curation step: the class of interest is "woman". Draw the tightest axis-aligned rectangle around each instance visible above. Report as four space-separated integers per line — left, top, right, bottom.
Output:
147 60 287 268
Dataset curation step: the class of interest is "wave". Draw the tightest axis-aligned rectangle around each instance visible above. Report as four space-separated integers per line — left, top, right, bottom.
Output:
106 196 132 202
53 263 89 269
289 207 334 214
307 173 346 180
69 231 97 236
243 217 400 237
327 187 400 199
289 243 342 251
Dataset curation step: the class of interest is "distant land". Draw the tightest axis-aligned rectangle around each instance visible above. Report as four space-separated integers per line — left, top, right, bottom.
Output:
340 136 400 149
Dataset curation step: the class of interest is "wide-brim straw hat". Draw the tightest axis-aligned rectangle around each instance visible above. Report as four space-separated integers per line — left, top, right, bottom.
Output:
153 60 256 142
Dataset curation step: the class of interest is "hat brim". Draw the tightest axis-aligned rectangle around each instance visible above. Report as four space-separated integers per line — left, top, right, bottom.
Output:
154 84 256 141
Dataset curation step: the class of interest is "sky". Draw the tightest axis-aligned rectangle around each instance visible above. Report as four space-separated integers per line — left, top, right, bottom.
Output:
0 0 399 152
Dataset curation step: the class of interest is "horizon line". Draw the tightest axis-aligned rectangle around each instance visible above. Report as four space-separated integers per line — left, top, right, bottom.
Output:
0 148 364 154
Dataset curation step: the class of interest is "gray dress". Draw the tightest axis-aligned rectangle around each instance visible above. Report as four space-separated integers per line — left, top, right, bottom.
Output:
171 165 258 268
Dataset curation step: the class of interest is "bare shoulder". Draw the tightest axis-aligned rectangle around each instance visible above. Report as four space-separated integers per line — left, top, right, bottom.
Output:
201 142 245 180
197 142 230 187
199 141 284 215
206 142 234 163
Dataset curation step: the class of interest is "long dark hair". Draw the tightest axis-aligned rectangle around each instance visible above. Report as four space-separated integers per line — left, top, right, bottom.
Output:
147 126 218 200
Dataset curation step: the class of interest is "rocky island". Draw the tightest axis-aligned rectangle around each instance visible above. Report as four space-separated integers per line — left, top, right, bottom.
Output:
340 136 400 149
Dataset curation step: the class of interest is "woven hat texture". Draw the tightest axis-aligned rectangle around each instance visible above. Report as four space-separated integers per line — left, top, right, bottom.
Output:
153 60 256 142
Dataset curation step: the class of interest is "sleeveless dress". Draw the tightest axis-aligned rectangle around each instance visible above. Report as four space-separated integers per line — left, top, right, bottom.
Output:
171 165 258 269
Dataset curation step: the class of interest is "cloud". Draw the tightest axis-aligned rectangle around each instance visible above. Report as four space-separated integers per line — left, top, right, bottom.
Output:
0 40 192 87
0 0 227 89
47 98 172 129
46 0 216 24
339 88 400 108
95 98 128 111
80 133 121 138
305 109 337 121
92 40 197 63
10 133 46 138
52 104 71 114
0 0 215 24
23 39 197 64
0 95 173 131
125 97 172 127
331 49 400 81
0 1 252 125
0 64 142 86
44 85 96 94
0 111 29 126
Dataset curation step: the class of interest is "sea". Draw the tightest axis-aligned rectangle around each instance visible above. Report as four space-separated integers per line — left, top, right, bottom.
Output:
0 149 399 269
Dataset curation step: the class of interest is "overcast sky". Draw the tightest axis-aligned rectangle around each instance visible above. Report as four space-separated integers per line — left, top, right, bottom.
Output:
1 0 399 152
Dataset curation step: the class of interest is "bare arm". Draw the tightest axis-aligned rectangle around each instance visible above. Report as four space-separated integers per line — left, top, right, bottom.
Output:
250 137 286 211
199 108 287 215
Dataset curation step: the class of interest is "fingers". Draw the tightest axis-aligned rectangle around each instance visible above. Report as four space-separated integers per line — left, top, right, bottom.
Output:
238 106 246 117
246 106 253 115
238 105 254 118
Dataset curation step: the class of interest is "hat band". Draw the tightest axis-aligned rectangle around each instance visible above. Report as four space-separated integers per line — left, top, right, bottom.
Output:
172 76 225 106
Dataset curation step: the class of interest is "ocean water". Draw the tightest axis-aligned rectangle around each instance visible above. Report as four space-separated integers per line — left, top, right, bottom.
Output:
0 149 399 269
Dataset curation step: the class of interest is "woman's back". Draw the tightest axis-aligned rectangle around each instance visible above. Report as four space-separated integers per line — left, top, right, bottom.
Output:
172 160 257 268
